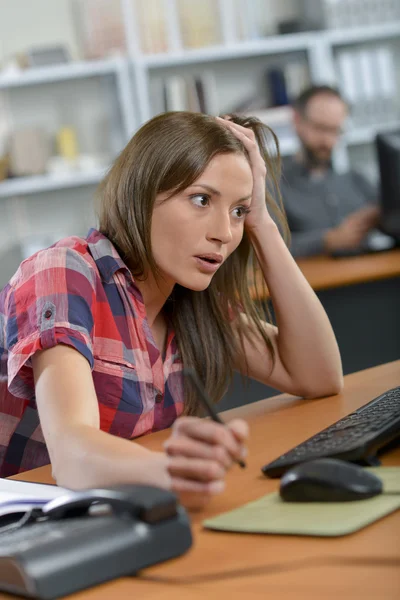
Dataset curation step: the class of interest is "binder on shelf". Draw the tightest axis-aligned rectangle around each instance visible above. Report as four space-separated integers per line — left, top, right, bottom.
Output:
164 75 187 111
266 68 289 107
75 0 126 59
198 70 219 116
232 0 249 41
283 60 310 104
356 49 378 125
136 0 168 54
177 0 221 49
218 0 237 45
163 0 183 52
374 46 398 124
186 78 201 113
149 77 167 116
336 50 360 128
238 0 261 40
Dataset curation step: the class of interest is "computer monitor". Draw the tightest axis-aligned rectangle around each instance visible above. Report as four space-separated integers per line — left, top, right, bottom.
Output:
375 129 400 241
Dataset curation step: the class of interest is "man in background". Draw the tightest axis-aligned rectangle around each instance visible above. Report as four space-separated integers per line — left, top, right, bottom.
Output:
280 85 380 257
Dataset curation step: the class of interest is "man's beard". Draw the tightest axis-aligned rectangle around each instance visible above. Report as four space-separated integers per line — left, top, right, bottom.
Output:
302 143 332 169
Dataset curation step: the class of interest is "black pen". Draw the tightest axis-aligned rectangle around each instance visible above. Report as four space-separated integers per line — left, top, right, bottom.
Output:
183 368 246 468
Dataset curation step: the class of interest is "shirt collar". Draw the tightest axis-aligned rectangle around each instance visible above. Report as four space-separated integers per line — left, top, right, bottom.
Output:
86 228 132 283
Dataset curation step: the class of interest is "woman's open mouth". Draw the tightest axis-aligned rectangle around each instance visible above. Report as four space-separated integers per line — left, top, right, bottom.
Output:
194 255 223 273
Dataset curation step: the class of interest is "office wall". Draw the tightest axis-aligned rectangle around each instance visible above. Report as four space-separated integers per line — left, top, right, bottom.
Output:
0 0 80 62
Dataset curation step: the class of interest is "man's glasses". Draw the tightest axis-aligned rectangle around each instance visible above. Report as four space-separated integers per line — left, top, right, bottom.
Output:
303 116 344 138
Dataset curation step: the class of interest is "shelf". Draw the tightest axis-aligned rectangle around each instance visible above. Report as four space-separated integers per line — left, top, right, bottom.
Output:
327 21 400 46
2 122 397 200
345 121 400 145
141 32 313 68
0 169 107 198
0 58 124 89
137 22 400 69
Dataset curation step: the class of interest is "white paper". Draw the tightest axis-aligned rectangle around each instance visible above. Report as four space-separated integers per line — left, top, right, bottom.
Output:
0 479 68 517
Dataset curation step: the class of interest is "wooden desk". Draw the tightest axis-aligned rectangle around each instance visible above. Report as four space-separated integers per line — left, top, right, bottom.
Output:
252 247 400 296
296 247 400 291
7 361 400 600
230 248 400 413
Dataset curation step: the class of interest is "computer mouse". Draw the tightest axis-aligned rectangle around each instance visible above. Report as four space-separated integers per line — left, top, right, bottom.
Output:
279 458 383 502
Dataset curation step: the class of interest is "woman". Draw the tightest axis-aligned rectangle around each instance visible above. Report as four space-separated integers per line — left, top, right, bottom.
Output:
0 113 343 509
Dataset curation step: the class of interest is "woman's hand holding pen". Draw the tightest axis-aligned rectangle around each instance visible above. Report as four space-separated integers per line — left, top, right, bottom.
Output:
162 416 248 510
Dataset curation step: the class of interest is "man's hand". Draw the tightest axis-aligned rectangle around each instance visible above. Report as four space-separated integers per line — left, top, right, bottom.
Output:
163 416 248 510
324 205 380 253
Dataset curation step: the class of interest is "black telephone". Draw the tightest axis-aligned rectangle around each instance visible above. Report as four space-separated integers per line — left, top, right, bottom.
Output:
0 485 192 600
42 484 180 522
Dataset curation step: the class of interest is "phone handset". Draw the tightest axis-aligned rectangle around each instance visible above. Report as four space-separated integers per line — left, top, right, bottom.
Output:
41 485 179 524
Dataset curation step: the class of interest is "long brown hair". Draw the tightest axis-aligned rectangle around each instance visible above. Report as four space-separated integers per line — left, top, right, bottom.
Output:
98 111 289 415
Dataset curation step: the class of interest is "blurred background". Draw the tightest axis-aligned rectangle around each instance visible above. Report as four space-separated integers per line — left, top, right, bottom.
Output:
0 0 399 289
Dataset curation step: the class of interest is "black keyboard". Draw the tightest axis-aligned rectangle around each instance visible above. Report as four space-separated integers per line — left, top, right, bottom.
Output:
262 386 400 478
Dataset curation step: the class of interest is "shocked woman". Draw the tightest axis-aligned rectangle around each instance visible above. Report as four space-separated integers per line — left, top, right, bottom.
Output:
0 112 343 508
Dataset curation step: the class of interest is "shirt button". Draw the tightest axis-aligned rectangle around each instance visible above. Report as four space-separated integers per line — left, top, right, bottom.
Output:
155 393 163 404
44 309 53 319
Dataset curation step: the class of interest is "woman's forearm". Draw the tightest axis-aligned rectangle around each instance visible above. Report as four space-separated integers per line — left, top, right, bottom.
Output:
248 217 343 396
52 424 169 490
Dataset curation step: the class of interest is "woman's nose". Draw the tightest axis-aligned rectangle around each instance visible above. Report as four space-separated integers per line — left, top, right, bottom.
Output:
206 213 233 244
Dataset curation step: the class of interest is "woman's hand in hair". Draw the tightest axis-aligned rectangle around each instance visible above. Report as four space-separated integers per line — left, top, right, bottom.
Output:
216 116 271 231
163 416 248 510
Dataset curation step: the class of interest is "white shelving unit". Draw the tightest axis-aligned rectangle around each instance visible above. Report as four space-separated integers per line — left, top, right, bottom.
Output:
136 21 400 68
0 1 399 199
140 32 314 68
119 0 400 172
0 56 135 200
0 56 136 133
0 169 107 198
0 58 121 89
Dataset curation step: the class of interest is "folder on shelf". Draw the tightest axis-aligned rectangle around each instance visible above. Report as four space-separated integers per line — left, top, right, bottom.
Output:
356 49 378 125
136 0 168 54
164 75 188 111
336 50 359 127
374 46 398 124
177 0 221 49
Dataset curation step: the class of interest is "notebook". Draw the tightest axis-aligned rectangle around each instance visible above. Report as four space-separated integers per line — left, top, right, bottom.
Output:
0 478 68 519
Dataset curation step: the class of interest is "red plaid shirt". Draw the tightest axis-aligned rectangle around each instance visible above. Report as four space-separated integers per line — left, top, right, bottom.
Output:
0 229 184 477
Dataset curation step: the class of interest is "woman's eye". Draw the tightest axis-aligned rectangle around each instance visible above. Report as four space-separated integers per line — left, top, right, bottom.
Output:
190 194 209 207
233 206 251 219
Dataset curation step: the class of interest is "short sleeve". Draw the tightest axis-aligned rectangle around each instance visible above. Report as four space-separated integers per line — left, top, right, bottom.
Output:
3 246 97 399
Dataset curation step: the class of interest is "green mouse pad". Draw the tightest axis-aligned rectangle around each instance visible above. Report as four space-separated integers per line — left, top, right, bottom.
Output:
203 467 400 537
